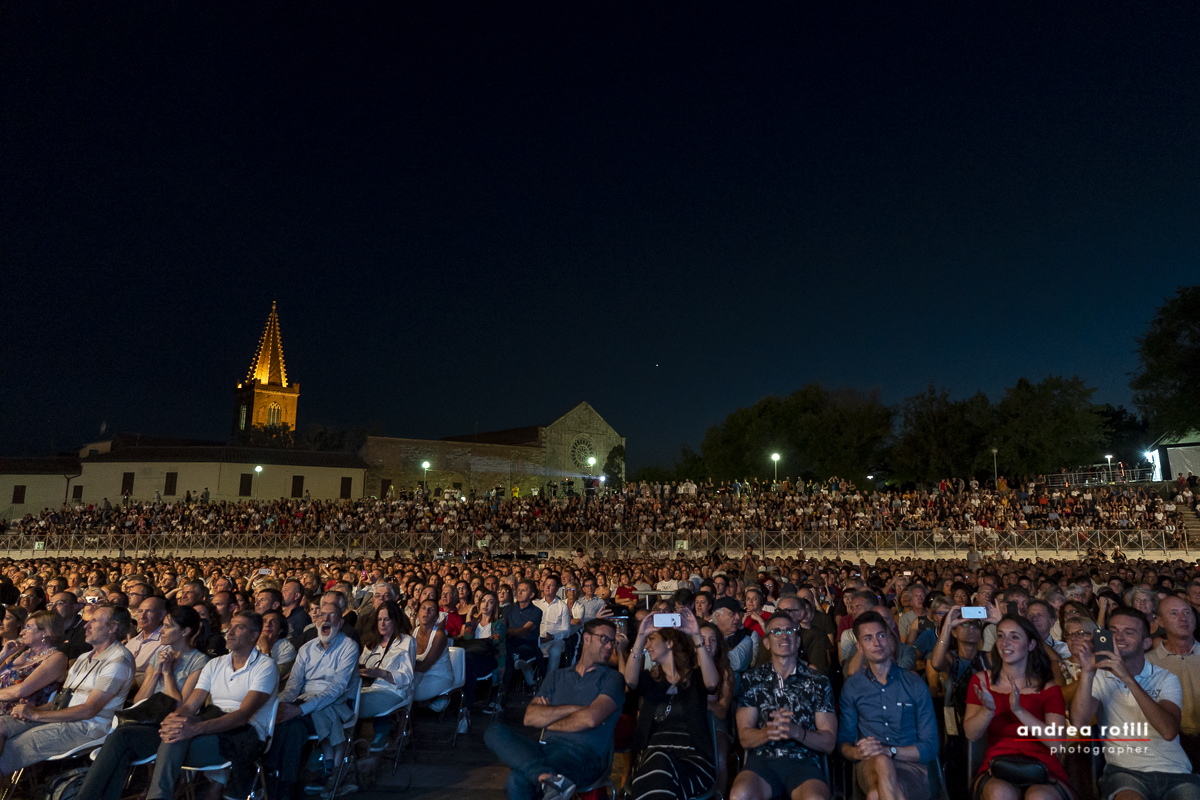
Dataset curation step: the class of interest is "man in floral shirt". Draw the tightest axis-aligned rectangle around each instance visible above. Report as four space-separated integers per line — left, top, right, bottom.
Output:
732 612 837 800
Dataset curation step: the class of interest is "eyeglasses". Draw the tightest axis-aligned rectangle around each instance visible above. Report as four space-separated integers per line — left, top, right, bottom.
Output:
767 628 798 637
587 633 616 646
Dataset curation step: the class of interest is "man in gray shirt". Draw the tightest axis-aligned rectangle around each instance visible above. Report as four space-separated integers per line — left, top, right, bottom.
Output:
485 618 624 800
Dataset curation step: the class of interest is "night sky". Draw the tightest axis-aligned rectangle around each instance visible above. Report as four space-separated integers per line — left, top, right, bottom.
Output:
3 3 1198 469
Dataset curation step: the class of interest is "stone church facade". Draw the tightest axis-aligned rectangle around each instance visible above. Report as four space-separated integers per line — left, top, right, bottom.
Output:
361 401 624 498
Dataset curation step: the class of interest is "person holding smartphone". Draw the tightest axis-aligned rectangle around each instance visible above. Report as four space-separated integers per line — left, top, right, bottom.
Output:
623 607 719 800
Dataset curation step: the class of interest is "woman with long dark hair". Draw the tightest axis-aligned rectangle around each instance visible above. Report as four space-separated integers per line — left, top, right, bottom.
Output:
358 600 415 752
623 608 719 800
963 615 1075 800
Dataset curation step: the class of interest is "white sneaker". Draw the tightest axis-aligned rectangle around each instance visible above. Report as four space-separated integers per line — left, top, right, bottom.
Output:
457 715 469 734
428 696 450 713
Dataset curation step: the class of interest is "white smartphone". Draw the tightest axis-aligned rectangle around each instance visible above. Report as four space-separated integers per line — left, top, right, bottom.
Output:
961 606 987 619
653 613 682 628
257 568 272 576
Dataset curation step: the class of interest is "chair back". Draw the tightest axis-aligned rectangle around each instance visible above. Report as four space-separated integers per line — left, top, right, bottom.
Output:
448 646 466 688
262 694 282 753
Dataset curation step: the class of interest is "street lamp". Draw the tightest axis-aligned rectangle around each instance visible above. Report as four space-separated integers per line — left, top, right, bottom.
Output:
587 456 597 504
771 453 780 481
421 461 430 490
254 465 262 499
991 448 998 485
1105 454 1113 483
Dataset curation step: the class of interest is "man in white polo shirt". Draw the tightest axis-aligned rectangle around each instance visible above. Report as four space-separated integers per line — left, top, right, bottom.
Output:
80 610 277 800
1147 595 1200 769
1072 605 1200 800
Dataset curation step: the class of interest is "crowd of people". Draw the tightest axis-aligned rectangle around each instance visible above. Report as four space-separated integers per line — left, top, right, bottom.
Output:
3 473 1195 553
0 534 1199 800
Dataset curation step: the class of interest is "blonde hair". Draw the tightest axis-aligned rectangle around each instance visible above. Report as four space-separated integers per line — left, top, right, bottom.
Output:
28 610 64 645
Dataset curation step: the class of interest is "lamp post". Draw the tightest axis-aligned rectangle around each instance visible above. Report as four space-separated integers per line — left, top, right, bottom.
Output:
771 453 780 481
587 456 597 504
421 461 430 491
991 448 998 486
1105 454 1113 484
254 465 262 500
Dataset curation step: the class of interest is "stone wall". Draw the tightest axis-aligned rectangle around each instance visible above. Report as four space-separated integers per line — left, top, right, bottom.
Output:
361 436 547 497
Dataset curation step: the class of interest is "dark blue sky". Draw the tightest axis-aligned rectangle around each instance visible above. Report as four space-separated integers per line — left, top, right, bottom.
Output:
3 3 1198 468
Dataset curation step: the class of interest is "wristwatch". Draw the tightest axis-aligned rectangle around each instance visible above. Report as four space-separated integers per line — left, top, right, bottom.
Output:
889 746 898 758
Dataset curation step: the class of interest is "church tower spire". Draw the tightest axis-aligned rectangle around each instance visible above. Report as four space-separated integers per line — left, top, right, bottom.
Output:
232 302 300 437
247 300 289 387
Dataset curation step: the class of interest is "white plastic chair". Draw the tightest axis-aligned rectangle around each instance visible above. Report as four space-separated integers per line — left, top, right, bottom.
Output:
2 730 110 800
304 683 361 799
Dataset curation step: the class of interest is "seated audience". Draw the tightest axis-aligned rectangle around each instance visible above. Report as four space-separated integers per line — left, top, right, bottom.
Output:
0 611 67 715
358 599 415 751
485 618 624 800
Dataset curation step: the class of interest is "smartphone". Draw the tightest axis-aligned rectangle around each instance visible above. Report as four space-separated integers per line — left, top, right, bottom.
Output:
1006 601 1020 617
961 606 987 619
903 571 913 576
1094 629 1115 653
653 613 682 628
85 596 99 604
257 568 272 576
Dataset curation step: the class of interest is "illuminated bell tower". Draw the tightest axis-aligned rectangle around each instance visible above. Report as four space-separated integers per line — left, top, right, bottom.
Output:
232 301 299 435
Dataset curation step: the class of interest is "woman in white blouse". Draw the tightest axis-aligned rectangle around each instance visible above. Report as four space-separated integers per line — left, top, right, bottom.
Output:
358 600 416 752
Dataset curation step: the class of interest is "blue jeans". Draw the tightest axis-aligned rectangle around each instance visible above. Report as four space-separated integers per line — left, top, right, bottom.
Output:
1100 766 1200 800
484 723 605 800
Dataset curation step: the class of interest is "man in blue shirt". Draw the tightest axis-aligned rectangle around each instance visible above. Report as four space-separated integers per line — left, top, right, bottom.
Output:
267 592 360 799
504 579 544 686
837 611 937 800
485 618 623 800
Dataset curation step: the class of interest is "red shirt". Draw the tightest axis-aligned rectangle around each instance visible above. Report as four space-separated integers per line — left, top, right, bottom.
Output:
440 608 464 637
616 586 636 601
966 673 1069 784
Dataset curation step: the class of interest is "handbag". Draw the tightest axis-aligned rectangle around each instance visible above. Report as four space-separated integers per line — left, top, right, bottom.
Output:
457 637 494 656
988 755 1050 788
116 692 178 727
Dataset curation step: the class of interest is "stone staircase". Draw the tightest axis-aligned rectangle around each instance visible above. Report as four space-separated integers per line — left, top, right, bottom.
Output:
1184 507 1200 551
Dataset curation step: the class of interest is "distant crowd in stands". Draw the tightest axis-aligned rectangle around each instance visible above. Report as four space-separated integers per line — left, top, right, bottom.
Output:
2 541 1200 799
3 472 1196 552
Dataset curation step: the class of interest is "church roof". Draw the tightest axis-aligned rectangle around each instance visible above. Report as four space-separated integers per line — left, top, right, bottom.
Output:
86 447 365 469
441 425 543 447
246 302 289 387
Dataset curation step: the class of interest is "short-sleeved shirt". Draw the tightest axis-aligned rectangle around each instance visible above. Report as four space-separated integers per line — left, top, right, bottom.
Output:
536 664 624 756
737 662 834 764
143 648 209 696
1090 660 1191 773
196 648 280 742
965 675 1068 783
503 602 542 644
1147 641 1200 735
65 642 135 735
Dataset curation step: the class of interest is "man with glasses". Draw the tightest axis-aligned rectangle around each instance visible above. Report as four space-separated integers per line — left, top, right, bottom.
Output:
731 612 837 800
485 618 624 800
124 583 150 613
775 596 832 678
573 579 606 625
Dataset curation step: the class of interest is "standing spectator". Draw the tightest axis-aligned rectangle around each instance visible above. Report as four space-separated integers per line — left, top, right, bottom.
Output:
485 618 623 800
281 579 311 650
837 610 937 800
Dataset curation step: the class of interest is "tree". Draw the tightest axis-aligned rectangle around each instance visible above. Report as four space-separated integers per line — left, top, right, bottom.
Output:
890 386 994 482
627 464 674 483
297 423 370 452
1131 285 1200 438
602 444 626 484
694 383 893 484
991 376 1107 476
230 423 294 449
1096 404 1150 466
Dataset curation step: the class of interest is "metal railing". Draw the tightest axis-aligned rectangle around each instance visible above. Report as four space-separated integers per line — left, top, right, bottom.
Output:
1043 466 1157 488
1 527 1187 559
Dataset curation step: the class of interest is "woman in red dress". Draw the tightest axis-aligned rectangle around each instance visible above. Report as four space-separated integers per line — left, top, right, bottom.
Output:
964 615 1076 800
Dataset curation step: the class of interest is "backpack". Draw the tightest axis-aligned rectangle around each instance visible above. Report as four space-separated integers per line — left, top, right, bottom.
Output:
34 766 89 800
